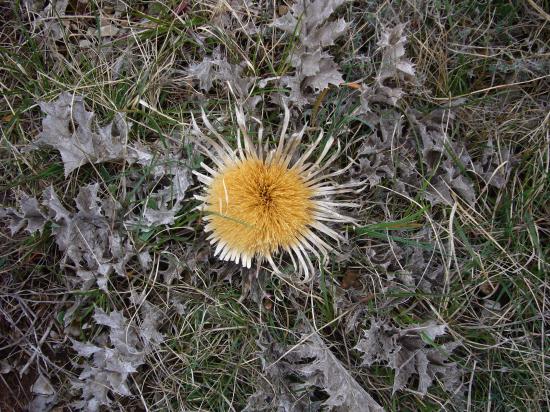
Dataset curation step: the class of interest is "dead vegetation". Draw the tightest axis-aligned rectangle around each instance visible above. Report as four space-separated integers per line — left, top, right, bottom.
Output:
0 0 548 411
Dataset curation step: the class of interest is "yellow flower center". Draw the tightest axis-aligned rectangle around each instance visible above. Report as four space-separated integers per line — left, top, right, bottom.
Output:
206 158 314 258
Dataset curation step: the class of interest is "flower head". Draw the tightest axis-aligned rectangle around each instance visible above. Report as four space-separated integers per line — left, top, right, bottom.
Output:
193 106 358 280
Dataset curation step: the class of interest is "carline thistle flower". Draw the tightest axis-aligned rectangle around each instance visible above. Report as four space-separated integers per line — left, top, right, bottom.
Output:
192 105 359 281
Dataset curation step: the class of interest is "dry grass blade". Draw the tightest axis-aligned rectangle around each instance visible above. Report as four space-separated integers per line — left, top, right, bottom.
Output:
0 0 548 411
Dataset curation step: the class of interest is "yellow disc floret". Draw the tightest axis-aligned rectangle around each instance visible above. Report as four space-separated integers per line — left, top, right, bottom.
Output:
206 158 314 259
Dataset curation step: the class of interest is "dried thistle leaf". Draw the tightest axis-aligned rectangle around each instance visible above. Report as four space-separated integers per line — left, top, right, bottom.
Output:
29 374 57 412
247 323 384 411
358 23 416 113
137 302 165 348
33 93 130 176
292 326 385 411
125 148 191 228
24 0 69 41
41 184 137 291
304 58 344 93
377 23 416 84
407 109 476 205
31 374 55 396
273 0 347 33
244 331 322 411
71 305 164 411
187 51 223 92
355 318 464 397
474 138 513 188
0 360 12 374
187 47 254 101
0 192 47 235
272 0 348 106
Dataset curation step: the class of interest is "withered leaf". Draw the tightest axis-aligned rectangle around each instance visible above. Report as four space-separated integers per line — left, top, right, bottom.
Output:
71 305 164 411
377 23 416 84
292 326 385 411
0 192 47 235
187 47 254 101
272 0 348 106
247 322 384 411
358 23 416 113
41 184 137 291
29 374 57 412
355 318 464 397
33 93 130 177
125 149 191 228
